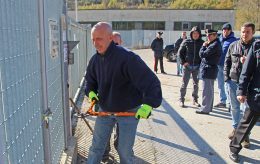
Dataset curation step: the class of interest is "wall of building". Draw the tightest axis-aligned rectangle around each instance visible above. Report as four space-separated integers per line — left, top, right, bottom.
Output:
68 9 235 31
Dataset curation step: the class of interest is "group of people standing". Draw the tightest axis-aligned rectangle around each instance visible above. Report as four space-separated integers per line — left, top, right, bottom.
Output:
83 21 259 163
174 22 259 163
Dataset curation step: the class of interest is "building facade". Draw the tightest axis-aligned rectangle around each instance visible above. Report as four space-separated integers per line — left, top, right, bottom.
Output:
68 9 235 31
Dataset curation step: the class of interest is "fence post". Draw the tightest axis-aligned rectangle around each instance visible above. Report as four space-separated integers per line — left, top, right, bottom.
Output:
61 0 72 150
38 0 52 163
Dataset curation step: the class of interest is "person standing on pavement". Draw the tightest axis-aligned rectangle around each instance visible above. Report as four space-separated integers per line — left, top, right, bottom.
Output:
224 22 256 147
229 39 260 163
151 31 167 74
196 29 221 114
101 31 123 162
175 31 187 76
85 22 162 164
112 31 122 45
178 26 204 107
214 23 237 109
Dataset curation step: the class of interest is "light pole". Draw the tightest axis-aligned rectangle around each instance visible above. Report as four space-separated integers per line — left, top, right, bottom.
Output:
75 0 78 22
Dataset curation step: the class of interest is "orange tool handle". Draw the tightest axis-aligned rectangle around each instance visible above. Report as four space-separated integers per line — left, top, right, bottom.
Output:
87 100 136 117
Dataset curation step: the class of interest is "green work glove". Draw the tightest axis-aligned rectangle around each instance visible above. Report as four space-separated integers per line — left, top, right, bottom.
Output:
135 104 152 119
88 91 99 102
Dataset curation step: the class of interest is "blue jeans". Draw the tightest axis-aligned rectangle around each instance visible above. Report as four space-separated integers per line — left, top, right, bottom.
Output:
176 56 182 75
216 65 227 104
226 80 246 129
87 108 139 164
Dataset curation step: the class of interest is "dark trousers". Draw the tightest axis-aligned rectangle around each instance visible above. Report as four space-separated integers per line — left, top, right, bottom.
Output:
154 57 164 72
230 109 260 154
179 66 199 102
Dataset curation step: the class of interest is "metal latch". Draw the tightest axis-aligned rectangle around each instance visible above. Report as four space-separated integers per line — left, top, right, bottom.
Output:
43 108 53 128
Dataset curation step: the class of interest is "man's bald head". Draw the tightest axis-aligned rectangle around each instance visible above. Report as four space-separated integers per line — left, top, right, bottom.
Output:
91 22 113 35
91 22 113 54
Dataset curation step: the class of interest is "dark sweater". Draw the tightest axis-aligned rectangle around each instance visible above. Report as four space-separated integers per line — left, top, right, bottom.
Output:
237 40 260 113
85 42 162 112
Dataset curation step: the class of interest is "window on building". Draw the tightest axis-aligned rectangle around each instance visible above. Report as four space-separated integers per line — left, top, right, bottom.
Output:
174 22 182 30
182 22 190 31
143 22 155 30
113 22 128 30
112 21 165 30
154 22 165 30
190 22 204 30
213 22 226 30
204 23 212 30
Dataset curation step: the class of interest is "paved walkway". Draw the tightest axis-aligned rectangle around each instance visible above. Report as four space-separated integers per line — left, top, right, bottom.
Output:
74 49 260 164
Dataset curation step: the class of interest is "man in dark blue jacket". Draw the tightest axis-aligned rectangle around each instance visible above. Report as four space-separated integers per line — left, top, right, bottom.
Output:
196 29 221 114
214 23 237 108
85 22 162 164
151 32 166 74
229 40 260 163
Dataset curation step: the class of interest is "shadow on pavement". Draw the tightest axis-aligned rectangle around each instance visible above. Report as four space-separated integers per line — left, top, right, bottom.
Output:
137 99 226 163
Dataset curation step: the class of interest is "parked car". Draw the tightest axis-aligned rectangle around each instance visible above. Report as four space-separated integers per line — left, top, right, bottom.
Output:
163 44 177 62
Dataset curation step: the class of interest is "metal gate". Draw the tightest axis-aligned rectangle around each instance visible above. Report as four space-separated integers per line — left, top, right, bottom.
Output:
0 0 88 163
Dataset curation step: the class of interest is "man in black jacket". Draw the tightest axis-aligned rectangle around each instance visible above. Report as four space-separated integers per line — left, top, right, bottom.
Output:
229 40 260 163
224 22 255 145
86 22 162 164
178 26 204 107
196 29 221 114
151 32 166 74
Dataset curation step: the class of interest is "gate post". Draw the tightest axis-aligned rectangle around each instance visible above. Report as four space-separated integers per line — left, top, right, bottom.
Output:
38 0 52 163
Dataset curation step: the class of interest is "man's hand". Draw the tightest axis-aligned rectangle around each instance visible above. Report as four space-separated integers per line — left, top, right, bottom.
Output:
240 56 246 64
135 104 152 119
237 95 247 103
88 91 99 102
183 62 189 67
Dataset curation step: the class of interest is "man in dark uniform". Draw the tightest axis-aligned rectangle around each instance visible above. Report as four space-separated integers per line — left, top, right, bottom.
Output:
196 29 221 114
229 39 260 163
151 31 166 74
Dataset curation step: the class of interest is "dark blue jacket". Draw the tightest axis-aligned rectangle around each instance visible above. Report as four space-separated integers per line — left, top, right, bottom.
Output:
85 42 162 112
237 40 260 113
199 38 221 79
151 37 164 58
218 32 237 66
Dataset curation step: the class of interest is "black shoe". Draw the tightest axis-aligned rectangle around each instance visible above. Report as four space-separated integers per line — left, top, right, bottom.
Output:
193 100 201 107
214 102 226 108
195 110 209 115
161 71 167 74
179 101 185 108
229 152 240 163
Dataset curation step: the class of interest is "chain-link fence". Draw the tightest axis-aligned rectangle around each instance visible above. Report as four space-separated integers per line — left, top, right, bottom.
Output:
0 1 89 163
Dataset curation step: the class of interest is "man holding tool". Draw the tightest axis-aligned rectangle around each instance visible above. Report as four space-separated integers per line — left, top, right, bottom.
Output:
85 22 162 164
